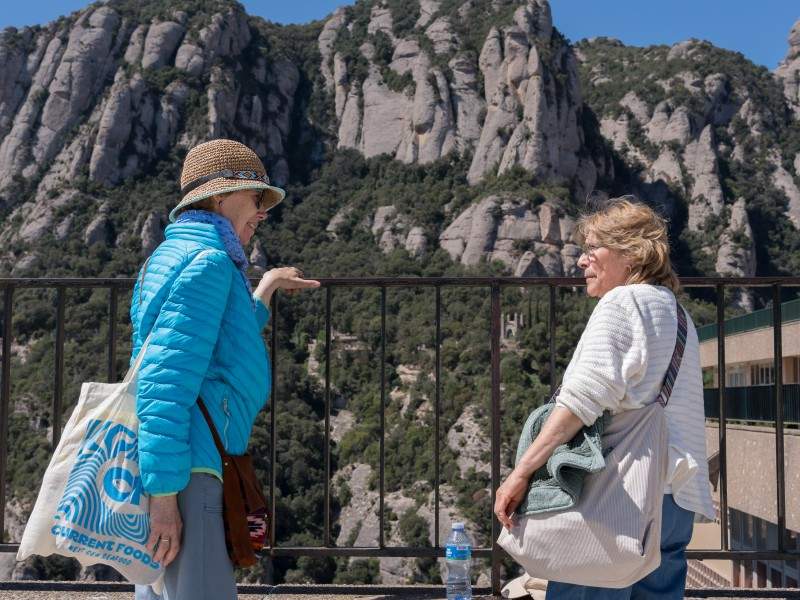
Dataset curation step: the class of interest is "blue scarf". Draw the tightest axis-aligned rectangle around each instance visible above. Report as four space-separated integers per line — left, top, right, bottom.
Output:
176 210 254 308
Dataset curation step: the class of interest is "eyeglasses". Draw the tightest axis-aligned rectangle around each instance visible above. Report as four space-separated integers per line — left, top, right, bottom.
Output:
581 243 602 257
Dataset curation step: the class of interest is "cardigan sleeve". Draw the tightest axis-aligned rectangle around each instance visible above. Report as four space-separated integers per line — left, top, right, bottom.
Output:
554 292 646 427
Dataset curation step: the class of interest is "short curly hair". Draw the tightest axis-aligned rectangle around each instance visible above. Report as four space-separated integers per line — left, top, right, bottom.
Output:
578 197 681 293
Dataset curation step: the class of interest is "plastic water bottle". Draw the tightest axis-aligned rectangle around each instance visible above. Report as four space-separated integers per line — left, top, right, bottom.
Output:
445 522 472 600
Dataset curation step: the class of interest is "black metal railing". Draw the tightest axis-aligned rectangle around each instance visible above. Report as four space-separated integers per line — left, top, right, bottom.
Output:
1 275 799 596
704 385 800 425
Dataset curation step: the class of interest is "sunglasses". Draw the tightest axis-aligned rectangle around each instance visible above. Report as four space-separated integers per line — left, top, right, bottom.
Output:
252 191 267 211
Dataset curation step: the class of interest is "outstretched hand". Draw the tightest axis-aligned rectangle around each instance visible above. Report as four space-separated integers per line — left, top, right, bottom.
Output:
264 267 320 292
255 267 320 305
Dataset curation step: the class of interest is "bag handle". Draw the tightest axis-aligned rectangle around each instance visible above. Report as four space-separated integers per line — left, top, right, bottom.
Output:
656 302 688 407
122 257 154 386
196 398 227 457
138 255 152 308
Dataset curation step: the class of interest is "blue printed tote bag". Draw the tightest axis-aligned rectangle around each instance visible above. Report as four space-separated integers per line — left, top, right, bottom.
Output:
17 336 163 585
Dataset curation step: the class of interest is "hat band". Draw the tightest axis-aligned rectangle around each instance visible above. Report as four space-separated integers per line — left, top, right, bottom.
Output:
181 169 272 198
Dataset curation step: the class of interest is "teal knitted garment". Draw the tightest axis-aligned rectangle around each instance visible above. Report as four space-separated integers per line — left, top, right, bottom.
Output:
514 403 610 515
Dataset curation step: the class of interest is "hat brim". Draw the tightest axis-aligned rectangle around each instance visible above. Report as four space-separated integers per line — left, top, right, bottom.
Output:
169 179 285 222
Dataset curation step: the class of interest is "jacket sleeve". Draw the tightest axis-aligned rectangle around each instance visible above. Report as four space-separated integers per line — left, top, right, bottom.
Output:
253 295 271 330
135 250 233 495
554 294 645 427
129 264 145 366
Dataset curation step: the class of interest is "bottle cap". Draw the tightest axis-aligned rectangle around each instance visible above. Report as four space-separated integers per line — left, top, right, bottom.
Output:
452 522 465 530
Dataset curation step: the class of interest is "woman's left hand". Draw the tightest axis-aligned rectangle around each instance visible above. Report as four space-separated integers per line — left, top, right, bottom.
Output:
255 267 320 304
494 470 530 530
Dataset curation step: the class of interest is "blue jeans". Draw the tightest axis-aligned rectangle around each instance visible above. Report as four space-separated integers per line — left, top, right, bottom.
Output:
546 495 694 600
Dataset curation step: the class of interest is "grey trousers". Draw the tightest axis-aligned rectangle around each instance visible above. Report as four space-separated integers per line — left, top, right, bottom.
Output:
135 473 236 600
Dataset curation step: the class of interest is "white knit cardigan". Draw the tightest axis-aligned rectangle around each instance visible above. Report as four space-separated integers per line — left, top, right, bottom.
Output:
555 284 716 520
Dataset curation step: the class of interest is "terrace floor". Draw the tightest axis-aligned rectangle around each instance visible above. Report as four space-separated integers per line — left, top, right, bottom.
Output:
0 585 799 600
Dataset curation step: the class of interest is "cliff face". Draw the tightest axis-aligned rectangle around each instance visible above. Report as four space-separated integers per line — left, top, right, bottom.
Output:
1 0 798 280
776 18 800 115
0 1 300 254
576 34 800 281
320 0 607 195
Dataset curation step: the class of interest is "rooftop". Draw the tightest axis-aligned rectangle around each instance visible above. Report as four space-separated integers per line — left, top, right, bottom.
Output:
697 298 800 342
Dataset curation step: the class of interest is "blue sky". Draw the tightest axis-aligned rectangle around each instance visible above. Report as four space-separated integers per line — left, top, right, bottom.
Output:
1 1 797 69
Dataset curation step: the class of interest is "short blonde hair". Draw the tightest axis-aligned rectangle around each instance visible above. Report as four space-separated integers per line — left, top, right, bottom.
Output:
578 197 681 293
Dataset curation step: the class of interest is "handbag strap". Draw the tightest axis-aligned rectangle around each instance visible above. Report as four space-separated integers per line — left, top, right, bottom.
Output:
656 303 688 407
122 257 154 386
196 398 228 458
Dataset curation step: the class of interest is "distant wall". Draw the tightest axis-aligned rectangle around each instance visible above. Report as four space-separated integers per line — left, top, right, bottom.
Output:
705 424 800 531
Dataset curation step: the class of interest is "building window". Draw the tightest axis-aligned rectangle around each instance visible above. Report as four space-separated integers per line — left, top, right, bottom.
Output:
787 530 799 572
787 356 800 384
751 363 775 386
746 513 755 547
757 561 767 588
727 369 746 387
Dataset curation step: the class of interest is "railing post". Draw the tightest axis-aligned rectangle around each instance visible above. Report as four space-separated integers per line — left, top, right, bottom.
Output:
107 287 118 383
379 286 386 548
548 285 557 395
1 287 13 542
716 284 729 550
324 287 332 547
269 293 278 552
490 283 502 595
434 285 441 549
53 287 65 449
772 285 786 552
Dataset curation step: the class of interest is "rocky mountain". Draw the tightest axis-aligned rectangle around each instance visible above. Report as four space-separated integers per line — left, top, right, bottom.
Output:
1 0 800 586
0 0 797 282
574 32 800 287
0 0 301 260
320 0 607 191
776 18 800 115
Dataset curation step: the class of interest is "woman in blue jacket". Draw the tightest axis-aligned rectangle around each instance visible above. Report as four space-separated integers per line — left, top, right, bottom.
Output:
130 139 319 599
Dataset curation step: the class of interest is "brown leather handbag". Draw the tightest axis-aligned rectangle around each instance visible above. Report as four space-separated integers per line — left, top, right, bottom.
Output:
197 398 269 567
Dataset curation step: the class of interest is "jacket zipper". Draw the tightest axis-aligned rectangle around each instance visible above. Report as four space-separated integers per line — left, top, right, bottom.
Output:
222 397 231 449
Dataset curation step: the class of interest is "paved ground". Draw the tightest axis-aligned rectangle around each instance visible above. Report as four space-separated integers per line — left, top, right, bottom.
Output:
0 593 797 600
0 595 424 600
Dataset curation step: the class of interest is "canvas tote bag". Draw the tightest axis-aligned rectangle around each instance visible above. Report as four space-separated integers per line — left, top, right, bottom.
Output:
498 304 688 588
18 265 163 585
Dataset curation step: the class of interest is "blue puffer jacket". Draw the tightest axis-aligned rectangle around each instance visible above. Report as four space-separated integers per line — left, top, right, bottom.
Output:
129 221 271 496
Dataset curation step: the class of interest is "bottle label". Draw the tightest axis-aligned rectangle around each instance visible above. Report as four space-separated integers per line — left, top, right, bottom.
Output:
446 544 471 560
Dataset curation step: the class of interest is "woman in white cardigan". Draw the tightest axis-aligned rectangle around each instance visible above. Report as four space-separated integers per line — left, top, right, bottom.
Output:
494 198 715 599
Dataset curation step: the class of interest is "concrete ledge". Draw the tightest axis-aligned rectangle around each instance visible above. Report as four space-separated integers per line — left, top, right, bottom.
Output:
0 582 798 599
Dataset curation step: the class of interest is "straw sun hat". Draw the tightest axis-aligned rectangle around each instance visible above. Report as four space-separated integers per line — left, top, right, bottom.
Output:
169 139 286 222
